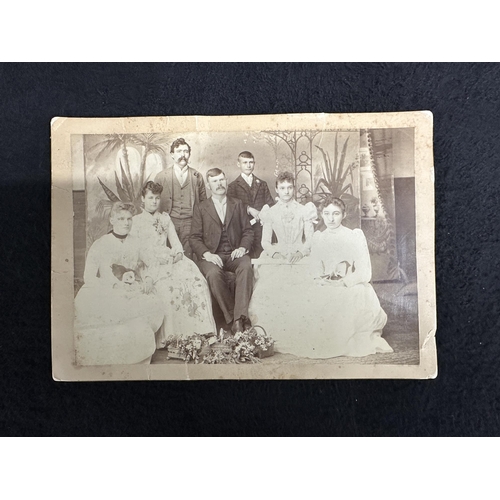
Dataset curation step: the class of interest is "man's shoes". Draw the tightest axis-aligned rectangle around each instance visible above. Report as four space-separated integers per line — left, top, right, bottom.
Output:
241 315 252 331
231 315 252 334
231 318 243 334
223 321 233 333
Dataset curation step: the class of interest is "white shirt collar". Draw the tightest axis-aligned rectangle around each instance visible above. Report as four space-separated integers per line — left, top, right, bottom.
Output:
174 164 189 175
212 196 227 222
241 172 254 186
212 196 227 207
174 164 189 186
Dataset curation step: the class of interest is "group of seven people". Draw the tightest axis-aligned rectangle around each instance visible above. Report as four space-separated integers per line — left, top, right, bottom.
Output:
74 138 393 365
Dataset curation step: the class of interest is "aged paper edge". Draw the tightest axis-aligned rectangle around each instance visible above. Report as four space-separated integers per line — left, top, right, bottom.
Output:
51 112 437 381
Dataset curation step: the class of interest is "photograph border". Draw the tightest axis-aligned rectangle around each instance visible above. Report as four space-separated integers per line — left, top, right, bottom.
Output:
51 111 436 381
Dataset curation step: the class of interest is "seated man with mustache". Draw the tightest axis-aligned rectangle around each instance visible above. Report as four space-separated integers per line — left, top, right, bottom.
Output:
190 168 255 333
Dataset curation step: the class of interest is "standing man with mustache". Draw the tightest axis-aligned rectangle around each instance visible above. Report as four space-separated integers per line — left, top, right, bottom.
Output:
190 168 255 333
154 138 206 259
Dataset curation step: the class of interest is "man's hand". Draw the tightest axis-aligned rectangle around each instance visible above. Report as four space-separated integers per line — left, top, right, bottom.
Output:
203 252 223 268
143 276 154 294
173 252 183 264
272 252 286 260
288 251 303 264
247 207 260 220
231 247 246 260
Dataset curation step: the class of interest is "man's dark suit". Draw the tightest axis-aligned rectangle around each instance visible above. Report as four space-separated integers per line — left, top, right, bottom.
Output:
190 196 254 326
227 174 275 258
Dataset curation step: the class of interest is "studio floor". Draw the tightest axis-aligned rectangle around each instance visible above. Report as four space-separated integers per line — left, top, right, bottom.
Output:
152 281 420 366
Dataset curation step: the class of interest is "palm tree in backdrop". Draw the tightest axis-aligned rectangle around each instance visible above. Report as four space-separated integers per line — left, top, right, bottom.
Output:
85 133 169 245
130 133 169 199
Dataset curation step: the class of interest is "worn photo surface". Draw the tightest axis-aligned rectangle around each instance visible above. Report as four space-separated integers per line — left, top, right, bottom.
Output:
52 112 436 380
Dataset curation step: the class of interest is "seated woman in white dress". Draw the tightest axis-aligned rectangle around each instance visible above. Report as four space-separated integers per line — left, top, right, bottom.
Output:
282 195 393 359
74 202 163 366
130 181 216 348
257 171 317 267
248 171 317 350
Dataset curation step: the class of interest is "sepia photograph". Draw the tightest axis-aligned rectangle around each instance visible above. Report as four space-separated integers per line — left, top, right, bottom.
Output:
51 111 436 380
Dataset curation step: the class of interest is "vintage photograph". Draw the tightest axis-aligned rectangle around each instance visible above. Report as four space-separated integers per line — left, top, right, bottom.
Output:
51 112 436 380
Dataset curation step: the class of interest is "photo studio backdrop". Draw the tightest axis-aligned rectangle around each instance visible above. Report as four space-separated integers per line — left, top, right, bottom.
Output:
72 128 415 287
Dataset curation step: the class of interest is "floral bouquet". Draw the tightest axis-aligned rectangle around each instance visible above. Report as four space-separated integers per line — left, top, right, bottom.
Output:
164 326 275 364
248 325 275 357
165 334 205 363
179 335 204 363
203 325 275 364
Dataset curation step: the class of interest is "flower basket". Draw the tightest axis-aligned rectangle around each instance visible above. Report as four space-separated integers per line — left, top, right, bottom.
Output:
255 344 275 359
166 346 185 360
164 326 275 364
165 334 205 363
251 325 275 359
200 341 232 358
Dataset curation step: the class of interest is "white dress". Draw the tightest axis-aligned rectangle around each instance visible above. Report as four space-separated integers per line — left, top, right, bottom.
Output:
279 225 393 358
258 200 317 260
130 210 216 347
248 200 317 340
74 233 163 365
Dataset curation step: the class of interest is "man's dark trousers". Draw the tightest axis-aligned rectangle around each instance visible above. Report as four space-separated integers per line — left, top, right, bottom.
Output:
197 253 253 325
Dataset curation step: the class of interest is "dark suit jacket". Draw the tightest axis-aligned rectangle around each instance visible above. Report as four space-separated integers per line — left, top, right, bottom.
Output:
190 196 254 259
154 166 206 216
227 175 275 215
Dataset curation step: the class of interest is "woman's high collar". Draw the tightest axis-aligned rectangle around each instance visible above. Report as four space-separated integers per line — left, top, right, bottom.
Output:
111 231 128 240
325 225 345 235
277 198 296 207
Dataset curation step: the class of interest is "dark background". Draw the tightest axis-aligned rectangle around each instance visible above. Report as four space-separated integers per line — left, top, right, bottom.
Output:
1 62 499 436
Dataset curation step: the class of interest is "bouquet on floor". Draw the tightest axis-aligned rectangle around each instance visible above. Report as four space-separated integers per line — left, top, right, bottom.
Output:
164 323 274 364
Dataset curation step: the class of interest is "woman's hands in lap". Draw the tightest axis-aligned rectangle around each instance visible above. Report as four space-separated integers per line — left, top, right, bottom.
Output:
314 277 345 287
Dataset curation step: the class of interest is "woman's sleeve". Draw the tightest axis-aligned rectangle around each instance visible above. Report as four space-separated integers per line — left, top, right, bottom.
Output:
164 213 184 254
129 216 140 239
134 238 159 282
82 240 101 286
259 205 274 256
342 228 372 287
83 238 118 287
129 216 160 280
309 231 325 278
142 265 159 283
300 202 317 256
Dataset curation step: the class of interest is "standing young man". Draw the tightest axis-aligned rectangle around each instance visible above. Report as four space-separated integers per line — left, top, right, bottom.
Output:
227 151 275 258
154 138 206 259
